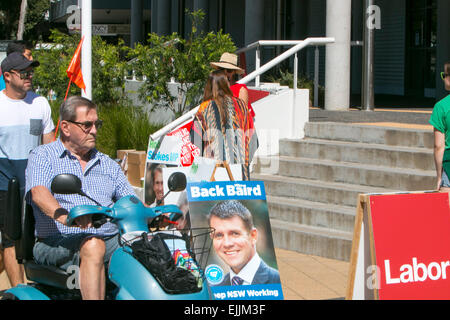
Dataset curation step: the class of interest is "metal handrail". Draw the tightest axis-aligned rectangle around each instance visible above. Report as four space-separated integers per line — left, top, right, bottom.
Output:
235 40 305 54
236 38 334 88
237 37 334 86
150 37 335 141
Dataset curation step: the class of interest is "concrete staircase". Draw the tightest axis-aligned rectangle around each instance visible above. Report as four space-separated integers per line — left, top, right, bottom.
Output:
252 121 435 261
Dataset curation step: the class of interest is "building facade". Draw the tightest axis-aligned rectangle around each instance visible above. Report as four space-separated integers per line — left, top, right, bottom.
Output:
50 0 450 103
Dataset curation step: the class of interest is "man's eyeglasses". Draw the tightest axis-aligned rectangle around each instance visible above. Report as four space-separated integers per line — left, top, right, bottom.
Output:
11 69 34 80
441 72 449 80
67 119 103 131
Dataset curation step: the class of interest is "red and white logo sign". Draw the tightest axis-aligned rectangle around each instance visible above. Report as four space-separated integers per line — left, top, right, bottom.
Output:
369 192 450 299
166 120 200 167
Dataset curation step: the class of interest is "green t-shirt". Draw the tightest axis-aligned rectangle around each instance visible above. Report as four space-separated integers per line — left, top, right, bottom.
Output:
429 94 450 149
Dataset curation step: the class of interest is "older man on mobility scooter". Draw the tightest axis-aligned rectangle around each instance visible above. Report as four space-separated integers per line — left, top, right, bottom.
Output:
25 96 136 300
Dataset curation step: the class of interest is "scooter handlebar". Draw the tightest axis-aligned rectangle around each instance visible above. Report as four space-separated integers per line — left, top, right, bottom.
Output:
66 197 184 233
66 205 114 228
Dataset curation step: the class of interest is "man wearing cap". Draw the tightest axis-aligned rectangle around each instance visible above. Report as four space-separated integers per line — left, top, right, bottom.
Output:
0 52 55 287
0 40 34 92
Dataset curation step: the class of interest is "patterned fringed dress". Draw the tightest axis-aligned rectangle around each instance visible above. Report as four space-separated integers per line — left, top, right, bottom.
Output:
190 96 258 180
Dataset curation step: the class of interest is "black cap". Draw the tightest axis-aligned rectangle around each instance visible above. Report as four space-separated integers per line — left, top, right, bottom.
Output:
1 52 39 73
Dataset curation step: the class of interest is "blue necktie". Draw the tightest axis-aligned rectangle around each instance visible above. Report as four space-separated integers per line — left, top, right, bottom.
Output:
232 276 244 286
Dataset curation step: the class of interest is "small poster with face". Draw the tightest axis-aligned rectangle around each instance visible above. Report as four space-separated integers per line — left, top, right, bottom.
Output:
144 156 243 207
186 180 284 300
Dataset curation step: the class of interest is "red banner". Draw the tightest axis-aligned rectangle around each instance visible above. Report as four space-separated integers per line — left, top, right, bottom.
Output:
370 192 450 299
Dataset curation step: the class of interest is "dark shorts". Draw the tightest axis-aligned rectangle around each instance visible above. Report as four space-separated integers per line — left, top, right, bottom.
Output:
0 190 14 249
33 233 120 271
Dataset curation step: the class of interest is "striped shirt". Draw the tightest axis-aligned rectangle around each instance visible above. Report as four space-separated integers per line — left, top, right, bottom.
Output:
25 139 136 238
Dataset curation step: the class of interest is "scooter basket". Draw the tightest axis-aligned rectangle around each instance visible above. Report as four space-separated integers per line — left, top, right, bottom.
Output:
126 228 213 295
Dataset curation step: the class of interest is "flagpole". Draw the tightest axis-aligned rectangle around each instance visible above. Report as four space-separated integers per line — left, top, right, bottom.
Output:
54 29 86 142
81 0 92 100
52 78 71 141
64 78 72 100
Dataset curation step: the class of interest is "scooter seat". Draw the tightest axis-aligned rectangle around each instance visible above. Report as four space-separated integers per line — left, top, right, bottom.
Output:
24 261 73 290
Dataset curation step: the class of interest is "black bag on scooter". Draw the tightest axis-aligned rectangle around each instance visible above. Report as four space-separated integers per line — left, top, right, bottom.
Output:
130 232 201 294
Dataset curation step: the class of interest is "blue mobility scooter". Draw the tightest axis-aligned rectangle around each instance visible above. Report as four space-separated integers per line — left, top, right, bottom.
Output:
0 172 213 300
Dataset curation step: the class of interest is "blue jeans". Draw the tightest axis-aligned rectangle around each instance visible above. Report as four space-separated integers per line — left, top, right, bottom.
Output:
442 170 450 188
33 233 119 271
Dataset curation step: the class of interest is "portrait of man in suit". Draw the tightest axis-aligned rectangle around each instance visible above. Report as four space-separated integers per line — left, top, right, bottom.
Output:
207 200 280 286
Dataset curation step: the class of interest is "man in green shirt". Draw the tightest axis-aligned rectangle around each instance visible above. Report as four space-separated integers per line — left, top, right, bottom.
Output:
429 61 450 191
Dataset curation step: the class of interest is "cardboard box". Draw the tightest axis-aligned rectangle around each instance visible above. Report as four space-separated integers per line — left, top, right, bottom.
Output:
116 149 136 176
117 149 135 162
127 151 147 187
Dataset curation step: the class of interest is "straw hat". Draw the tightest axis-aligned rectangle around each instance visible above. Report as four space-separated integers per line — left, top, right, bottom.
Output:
210 52 244 74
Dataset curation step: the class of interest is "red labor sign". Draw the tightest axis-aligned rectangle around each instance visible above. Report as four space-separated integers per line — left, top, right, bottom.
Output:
166 119 199 167
368 192 450 299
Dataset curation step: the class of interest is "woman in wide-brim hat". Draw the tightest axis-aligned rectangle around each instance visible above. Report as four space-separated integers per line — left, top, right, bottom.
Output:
210 52 255 120
190 69 258 181
210 52 245 74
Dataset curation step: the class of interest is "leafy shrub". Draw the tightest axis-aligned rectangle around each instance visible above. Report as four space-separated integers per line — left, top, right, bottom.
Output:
266 69 325 108
96 103 162 158
37 9 237 157
34 29 129 105
129 10 236 118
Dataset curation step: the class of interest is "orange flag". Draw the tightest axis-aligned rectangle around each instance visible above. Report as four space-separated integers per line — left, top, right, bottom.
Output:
66 36 86 92
54 36 86 141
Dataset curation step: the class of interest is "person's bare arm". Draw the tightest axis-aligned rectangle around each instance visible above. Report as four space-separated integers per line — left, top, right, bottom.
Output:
30 185 68 225
31 185 93 228
434 128 446 190
42 131 55 145
239 87 249 107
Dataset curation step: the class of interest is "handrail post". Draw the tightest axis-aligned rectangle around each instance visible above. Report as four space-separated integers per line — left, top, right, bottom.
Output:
294 52 298 90
255 45 261 87
314 46 319 107
292 52 298 137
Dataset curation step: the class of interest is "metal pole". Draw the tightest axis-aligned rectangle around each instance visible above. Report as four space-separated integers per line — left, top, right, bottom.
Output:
17 0 27 40
292 52 298 138
81 0 92 100
314 46 319 107
324 0 351 111
131 0 143 48
362 0 375 111
255 45 261 87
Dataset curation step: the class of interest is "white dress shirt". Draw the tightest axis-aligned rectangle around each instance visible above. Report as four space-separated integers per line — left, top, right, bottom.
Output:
229 252 261 285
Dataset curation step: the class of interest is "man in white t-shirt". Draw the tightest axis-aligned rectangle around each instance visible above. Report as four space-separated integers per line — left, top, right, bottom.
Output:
0 52 55 287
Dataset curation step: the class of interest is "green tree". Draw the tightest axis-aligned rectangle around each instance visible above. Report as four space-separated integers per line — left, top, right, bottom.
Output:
266 69 325 108
23 0 51 41
0 0 50 41
33 29 129 105
130 10 236 118
0 0 21 39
